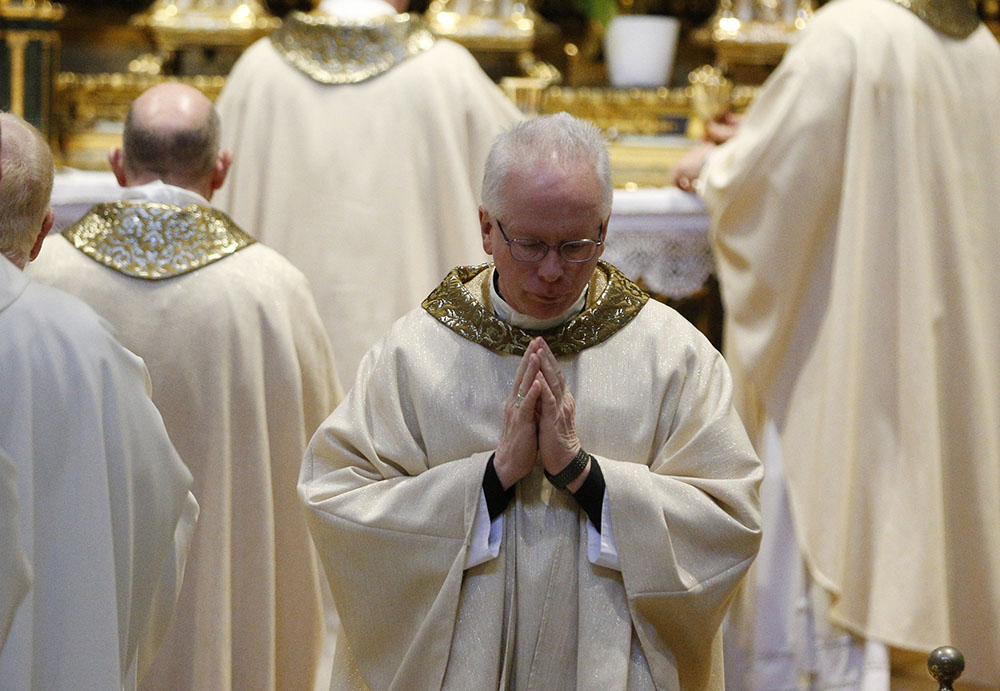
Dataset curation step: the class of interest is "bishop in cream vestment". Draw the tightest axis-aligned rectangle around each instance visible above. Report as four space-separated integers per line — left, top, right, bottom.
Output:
215 0 523 385
301 261 762 690
28 182 343 691
699 0 1000 684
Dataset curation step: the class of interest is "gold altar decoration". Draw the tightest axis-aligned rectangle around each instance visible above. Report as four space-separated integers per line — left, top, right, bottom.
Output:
537 84 754 136
426 0 536 51
130 0 278 55
0 0 63 20
424 0 560 83
691 0 814 75
533 84 755 187
1 0 65 138
686 63 733 138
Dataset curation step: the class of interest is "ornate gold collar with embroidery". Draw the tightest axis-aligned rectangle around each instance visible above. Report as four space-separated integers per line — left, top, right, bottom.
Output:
63 201 255 280
889 0 980 38
270 11 436 85
422 261 649 356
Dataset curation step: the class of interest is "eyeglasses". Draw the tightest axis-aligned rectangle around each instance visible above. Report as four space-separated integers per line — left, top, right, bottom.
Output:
495 218 604 263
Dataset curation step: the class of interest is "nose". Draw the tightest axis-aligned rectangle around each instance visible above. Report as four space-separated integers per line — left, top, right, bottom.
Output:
536 248 564 282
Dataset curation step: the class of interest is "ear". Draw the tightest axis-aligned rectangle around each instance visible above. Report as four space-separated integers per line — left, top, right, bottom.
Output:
28 208 55 263
108 147 129 187
479 206 495 257
596 215 610 260
211 149 232 192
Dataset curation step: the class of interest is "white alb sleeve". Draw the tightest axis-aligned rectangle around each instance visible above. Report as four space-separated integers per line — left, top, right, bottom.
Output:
586 491 621 570
464 490 503 569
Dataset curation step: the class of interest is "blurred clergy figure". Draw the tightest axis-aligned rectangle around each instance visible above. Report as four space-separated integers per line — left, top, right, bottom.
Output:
0 112 198 690
29 85 343 691
215 0 523 385
674 0 1000 686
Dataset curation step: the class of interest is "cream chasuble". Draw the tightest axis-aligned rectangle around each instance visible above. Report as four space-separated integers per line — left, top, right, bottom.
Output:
301 262 762 690
28 185 343 691
0 256 197 690
701 0 1000 685
215 12 522 385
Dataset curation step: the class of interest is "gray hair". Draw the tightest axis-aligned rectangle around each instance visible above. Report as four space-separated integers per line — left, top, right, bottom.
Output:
0 113 54 266
481 113 613 221
123 102 220 185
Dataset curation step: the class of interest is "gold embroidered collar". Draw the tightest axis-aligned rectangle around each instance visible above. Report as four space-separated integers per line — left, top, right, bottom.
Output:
63 201 255 280
270 11 436 85
422 261 649 356
889 0 980 38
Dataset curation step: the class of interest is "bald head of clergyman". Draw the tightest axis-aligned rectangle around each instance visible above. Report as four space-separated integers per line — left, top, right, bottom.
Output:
109 82 232 202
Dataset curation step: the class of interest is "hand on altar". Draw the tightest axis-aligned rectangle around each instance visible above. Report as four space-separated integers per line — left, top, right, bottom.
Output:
705 111 743 145
673 141 715 193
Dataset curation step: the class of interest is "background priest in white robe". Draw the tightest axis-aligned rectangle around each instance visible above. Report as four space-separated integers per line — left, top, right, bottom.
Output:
28 85 343 691
215 0 523 386
673 0 1000 687
0 112 198 691
301 114 762 690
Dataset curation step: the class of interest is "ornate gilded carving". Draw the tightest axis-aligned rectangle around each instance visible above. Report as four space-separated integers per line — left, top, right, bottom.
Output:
63 201 255 280
0 1 65 22
890 0 980 38
130 0 278 53
270 12 436 85
1 1 64 138
422 261 649 357
424 0 537 52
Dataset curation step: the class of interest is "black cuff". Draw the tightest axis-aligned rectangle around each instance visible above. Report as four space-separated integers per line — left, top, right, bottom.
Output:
483 454 515 521
571 457 605 532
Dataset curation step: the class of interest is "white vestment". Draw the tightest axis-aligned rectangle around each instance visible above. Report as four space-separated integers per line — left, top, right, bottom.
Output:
0 256 197 690
301 262 762 690
215 10 522 385
701 0 1000 686
0 447 29 652
28 183 343 691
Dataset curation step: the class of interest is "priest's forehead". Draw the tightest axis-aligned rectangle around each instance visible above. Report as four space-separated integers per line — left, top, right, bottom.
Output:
496 162 605 237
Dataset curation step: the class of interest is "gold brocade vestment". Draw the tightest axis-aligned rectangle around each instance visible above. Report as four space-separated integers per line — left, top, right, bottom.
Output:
62 201 254 279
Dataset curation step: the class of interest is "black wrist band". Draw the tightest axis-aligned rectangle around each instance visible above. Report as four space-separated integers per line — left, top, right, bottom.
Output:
483 454 514 520
571 457 605 531
544 447 591 490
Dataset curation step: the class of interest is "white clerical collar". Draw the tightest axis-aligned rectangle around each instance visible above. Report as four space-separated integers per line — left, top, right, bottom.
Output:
119 181 211 208
489 267 588 331
318 0 397 19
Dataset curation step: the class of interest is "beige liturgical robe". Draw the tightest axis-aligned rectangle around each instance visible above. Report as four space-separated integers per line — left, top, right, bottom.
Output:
28 185 343 691
0 256 197 690
215 12 522 385
301 263 762 690
701 0 1000 684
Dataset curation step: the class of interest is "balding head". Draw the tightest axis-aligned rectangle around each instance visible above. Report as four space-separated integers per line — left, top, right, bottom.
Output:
0 113 55 269
110 82 231 200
